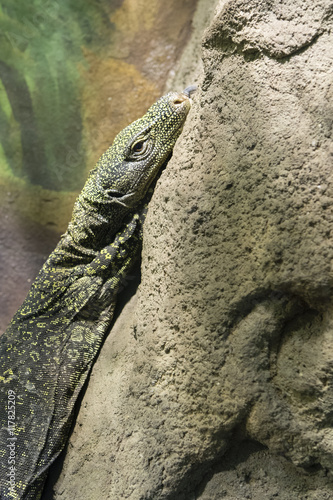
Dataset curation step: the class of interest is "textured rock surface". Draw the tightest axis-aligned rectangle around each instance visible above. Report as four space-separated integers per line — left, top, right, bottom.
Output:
50 0 333 498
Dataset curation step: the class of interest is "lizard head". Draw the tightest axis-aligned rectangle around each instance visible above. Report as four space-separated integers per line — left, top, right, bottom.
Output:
94 89 193 207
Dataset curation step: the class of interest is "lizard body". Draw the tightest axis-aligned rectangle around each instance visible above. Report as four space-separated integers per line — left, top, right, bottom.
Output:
0 89 192 499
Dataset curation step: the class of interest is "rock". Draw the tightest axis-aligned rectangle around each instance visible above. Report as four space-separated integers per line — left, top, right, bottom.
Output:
50 0 333 498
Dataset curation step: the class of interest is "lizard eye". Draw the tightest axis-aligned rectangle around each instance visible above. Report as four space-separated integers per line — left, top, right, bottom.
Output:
129 137 151 159
132 140 145 153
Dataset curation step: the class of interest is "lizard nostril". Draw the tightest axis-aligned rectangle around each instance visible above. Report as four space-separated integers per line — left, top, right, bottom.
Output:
173 96 187 106
173 85 197 106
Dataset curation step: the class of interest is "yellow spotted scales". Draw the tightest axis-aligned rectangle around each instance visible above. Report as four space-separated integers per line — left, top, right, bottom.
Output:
0 89 192 499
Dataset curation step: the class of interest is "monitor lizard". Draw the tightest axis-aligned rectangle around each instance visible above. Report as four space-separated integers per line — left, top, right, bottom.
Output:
0 86 195 499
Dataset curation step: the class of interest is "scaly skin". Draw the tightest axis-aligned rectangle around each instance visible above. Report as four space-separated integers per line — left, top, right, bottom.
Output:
0 90 191 500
